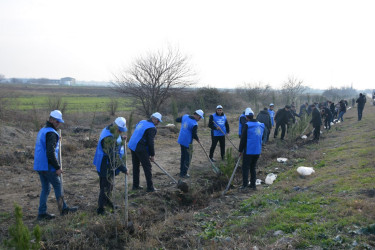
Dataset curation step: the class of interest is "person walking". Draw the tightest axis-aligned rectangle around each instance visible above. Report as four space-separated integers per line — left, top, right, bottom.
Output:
356 93 367 121
128 113 162 192
176 110 204 178
34 110 78 220
310 105 322 141
256 107 271 144
208 105 230 162
273 105 291 140
268 103 275 127
238 108 264 190
93 117 128 215
337 100 347 122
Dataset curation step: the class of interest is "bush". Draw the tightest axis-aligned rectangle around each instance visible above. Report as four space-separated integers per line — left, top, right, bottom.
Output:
3 203 41 250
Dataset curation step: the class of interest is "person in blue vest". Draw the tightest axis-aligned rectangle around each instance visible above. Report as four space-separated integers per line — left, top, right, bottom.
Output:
93 117 128 215
128 112 162 192
34 110 78 220
176 109 204 178
268 103 275 128
208 105 230 162
238 108 264 190
238 109 246 138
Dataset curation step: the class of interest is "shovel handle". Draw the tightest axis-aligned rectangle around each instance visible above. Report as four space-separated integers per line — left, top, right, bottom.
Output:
222 156 241 195
197 141 220 174
213 121 238 151
123 141 129 227
153 161 178 184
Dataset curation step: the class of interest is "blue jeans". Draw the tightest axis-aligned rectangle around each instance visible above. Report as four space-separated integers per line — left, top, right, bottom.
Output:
180 145 190 176
338 111 346 121
38 171 67 215
357 107 364 121
262 127 269 144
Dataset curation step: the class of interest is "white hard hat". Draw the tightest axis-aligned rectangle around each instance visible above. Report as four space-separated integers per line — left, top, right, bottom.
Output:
151 112 163 122
50 110 64 123
216 105 223 109
245 108 254 116
195 109 204 119
114 117 127 132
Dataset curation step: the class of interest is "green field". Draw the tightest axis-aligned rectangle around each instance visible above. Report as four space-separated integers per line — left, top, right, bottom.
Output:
5 96 134 113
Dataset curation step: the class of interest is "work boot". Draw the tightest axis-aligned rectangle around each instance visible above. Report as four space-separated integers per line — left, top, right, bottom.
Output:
61 206 78 215
210 158 216 162
180 174 190 179
132 185 144 191
37 213 56 221
146 187 159 193
97 207 105 215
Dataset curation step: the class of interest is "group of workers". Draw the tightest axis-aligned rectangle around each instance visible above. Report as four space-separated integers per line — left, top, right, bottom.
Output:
33 92 367 219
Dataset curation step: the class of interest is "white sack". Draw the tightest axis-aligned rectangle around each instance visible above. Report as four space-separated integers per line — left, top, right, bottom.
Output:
297 166 315 176
265 173 277 184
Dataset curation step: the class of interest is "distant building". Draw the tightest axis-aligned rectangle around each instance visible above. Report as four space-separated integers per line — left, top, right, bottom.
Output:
60 77 75 86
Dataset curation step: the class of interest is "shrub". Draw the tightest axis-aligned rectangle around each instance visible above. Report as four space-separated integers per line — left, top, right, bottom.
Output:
3 203 41 250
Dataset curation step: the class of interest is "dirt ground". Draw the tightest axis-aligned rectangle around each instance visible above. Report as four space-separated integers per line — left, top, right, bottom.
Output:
2 100 367 248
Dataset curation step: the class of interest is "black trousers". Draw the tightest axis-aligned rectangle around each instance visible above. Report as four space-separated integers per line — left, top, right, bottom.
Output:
242 154 260 187
324 118 331 130
358 107 364 121
274 122 286 139
98 175 114 209
180 145 190 176
209 135 225 160
131 150 153 189
313 125 320 140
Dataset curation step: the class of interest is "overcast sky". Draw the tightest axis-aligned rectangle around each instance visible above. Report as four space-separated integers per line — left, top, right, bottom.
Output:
1 0 374 90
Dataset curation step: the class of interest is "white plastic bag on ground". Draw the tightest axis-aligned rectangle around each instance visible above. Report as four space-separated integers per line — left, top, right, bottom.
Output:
277 158 288 163
256 179 262 186
265 173 277 184
301 135 307 139
297 166 315 176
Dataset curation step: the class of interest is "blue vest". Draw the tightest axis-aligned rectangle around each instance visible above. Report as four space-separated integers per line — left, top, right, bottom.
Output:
93 128 113 172
177 115 198 148
128 120 155 152
34 127 59 171
238 114 245 136
245 121 264 155
212 113 227 136
268 109 275 126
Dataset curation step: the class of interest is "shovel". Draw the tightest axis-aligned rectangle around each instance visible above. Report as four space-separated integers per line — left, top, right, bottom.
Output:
57 129 65 214
222 156 241 195
152 161 189 193
122 141 135 234
213 121 238 151
197 140 220 174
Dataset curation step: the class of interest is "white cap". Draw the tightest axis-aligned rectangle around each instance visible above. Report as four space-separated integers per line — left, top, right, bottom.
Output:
50 110 64 123
114 117 127 132
195 109 204 119
151 112 162 122
270 103 274 106
216 105 223 109
245 108 254 116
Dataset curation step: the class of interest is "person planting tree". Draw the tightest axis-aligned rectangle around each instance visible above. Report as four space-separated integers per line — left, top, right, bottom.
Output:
34 110 78 220
208 105 230 162
176 109 204 178
93 117 128 215
128 112 162 193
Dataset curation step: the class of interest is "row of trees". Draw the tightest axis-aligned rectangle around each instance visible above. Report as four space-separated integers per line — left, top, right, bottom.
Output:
110 48 319 116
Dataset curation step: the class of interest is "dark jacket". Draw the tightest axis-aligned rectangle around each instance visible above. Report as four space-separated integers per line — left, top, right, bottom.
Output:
299 104 307 116
356 95 367 109
45 121 60 170
323 107 332 120
274 108 292 125
310 108 322 127
256 110 271 130
339 101 346 112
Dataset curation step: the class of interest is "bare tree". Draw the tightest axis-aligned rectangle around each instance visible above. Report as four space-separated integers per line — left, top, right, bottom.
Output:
237 82 272 113
281 76 306 105
112 48 195 116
